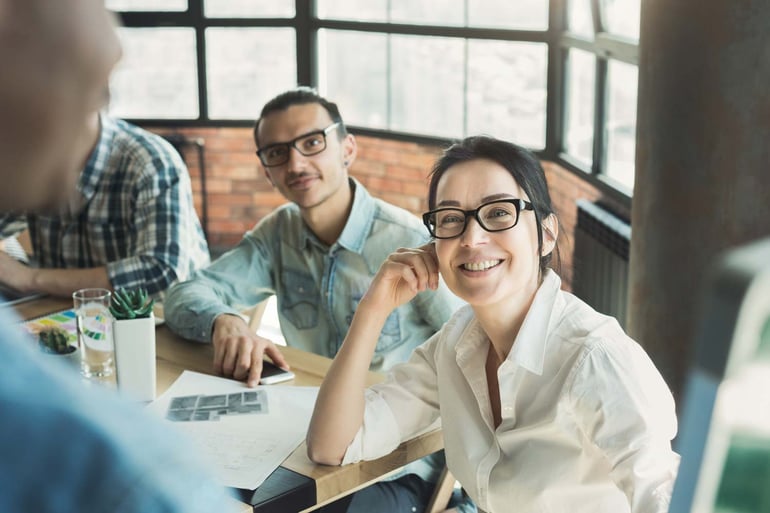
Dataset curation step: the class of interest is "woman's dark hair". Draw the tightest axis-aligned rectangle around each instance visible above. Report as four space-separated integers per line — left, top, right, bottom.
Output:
253 86 347 147
428 135 561 275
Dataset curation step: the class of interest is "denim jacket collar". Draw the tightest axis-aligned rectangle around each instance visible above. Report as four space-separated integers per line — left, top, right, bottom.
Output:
300 177 375 255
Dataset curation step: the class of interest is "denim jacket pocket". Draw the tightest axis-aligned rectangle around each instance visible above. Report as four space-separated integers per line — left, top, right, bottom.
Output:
280 268 319 330
351 294 401 354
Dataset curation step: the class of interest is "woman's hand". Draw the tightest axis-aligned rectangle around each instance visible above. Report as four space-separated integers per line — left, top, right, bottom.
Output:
359 242 439 313
307 243 440 464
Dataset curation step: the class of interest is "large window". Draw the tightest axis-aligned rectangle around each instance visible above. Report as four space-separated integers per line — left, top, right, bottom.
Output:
110 27 199 119
107 0 640 198
561 0 640 193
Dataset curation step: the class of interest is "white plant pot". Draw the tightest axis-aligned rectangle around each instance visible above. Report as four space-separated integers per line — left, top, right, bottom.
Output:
113 314 156 402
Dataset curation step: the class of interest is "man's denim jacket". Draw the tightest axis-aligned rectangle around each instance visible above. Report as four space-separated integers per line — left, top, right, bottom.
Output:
165 178 463 373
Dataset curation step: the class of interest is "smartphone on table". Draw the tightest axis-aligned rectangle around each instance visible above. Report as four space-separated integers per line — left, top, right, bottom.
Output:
260 359 295 385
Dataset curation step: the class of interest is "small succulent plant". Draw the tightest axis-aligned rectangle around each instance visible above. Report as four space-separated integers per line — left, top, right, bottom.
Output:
110 287 154 320
38 326 77 355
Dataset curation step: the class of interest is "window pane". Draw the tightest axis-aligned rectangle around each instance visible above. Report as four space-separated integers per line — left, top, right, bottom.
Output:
467 0 548 30
606 60 638 191
599 0 640 41
389 0 463 26
110 28 198 119
204 0 294 18
390 35 464 138
568 0 594 38
317 0 387 21
467 41 547 149
318 30 387 129
106 0 186 11
564 49 596 167
206 28 296 120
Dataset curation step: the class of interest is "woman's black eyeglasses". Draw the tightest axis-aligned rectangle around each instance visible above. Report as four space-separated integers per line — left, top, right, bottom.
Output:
422 199 534 239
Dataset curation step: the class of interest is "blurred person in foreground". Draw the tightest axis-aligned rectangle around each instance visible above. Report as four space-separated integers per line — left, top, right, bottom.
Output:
0 1 231 511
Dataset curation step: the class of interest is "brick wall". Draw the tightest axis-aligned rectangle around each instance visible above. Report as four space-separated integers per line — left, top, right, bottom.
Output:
149 126 629 291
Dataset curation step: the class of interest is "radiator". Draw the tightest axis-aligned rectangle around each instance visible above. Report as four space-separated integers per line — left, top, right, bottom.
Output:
572 199 631 328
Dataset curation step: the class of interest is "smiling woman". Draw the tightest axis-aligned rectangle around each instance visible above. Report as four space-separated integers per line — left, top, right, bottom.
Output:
308 135 679 513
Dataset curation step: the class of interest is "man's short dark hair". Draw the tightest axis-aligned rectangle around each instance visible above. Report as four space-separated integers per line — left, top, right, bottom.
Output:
253 86 347 147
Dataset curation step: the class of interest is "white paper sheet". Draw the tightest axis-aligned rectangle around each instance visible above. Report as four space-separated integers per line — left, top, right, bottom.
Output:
147 370 318 490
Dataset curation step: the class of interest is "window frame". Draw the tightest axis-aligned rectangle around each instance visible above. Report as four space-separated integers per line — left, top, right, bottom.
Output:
114 0 637 203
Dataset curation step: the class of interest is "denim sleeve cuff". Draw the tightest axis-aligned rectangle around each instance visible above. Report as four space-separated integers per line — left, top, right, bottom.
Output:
166 303 242 343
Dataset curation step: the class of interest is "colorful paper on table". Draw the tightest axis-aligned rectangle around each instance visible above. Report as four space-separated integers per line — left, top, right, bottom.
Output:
22 309 78 342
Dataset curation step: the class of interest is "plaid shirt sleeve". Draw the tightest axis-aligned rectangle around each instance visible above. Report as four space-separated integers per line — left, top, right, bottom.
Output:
105 128 209 297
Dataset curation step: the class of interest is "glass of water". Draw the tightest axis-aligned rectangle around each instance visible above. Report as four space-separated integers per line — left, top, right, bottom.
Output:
72 288 114 378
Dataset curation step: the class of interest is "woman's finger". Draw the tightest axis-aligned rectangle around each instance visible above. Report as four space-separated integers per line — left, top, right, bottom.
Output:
388 249 430 291
391 246 439 291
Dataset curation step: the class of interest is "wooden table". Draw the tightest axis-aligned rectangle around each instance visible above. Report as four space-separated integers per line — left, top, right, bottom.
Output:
14 297 443 513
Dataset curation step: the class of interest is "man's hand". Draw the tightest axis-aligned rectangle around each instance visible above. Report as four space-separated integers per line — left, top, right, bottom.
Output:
0 252 110 298
0 251 34 293
211 313 289 388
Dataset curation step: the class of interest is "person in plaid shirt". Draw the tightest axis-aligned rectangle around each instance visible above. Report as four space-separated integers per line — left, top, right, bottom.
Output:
0 111 210 299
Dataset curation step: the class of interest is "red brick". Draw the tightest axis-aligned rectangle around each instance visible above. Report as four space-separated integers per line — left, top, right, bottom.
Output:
203 178 233 194
207 193 255 206
253 192 289 208
402 180 429 198
351 160 386 177
206 205 231 219
368 176 403 194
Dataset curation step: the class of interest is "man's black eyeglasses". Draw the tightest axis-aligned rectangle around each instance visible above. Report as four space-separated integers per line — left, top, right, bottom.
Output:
256 122 341 167
422 199 534 239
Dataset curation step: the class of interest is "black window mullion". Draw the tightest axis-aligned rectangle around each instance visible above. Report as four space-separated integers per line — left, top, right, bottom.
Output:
296 0 313 86
546 0 567 160
386 32 392 129
313 19 549 43
118 11 194 27
188 0 209 120
462 38 468 137
590 0 603 33
592 57 608 176
462 0 469 136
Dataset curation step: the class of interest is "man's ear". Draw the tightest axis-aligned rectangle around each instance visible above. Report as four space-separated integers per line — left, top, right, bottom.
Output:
341 133 357 169
264 167 276 187
541 213 558 257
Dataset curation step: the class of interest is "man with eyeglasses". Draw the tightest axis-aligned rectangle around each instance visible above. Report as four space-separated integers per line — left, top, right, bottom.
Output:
164 86 470 513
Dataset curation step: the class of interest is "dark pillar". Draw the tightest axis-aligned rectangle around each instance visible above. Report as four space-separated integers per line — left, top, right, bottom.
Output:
630 0 770 402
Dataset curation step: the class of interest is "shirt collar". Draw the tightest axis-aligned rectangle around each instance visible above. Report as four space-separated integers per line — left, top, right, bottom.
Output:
507 269 563 375
78 112 116 202
454 270 563 376
300 177 374 254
